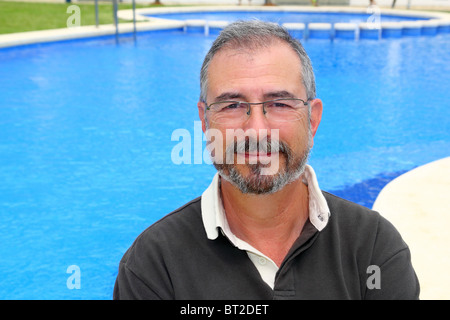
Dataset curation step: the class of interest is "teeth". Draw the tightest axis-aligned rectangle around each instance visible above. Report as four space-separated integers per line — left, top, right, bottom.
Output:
243 152 276 157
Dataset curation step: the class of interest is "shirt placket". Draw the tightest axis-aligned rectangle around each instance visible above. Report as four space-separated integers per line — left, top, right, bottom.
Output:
273 220 319 299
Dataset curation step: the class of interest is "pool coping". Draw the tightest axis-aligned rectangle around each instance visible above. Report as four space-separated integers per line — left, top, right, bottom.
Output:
372 157 450 300
1 5 450 48
125 5 450 20
0 18 185 49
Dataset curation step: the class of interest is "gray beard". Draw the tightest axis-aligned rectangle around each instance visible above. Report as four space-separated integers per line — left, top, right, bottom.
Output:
213 139 311 195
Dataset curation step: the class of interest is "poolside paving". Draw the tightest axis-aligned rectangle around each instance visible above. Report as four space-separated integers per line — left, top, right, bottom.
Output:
373 156 450 300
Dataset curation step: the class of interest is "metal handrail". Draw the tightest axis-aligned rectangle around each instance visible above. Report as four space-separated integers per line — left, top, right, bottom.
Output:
112 0 137 44
132 0 137 42
95 0 99 27
113 0 119 43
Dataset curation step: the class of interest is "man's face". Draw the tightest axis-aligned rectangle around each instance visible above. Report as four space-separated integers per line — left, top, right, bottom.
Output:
198 40 322 194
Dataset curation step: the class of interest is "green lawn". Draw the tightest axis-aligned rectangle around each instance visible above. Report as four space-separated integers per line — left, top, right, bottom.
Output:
1 1 448 35
0 1 160 34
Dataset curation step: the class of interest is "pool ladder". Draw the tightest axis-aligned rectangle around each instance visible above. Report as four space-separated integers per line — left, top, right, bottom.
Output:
111 0 137 44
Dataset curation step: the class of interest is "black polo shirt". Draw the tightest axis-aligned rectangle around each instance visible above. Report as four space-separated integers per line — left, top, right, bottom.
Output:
113 190 419 300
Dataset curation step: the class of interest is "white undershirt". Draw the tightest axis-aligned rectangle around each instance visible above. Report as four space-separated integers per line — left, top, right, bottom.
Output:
201 165 330 289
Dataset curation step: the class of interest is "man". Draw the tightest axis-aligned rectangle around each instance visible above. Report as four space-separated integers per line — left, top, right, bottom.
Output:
114 20 419 299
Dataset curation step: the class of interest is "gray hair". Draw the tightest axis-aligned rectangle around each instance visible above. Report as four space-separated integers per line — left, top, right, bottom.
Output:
199 20 316 103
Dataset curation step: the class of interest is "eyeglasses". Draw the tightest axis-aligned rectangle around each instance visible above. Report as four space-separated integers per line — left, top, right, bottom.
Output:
205 98 310 125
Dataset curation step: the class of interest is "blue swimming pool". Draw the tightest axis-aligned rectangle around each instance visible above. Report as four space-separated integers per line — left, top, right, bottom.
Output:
0 22 449 299
147 10 429 24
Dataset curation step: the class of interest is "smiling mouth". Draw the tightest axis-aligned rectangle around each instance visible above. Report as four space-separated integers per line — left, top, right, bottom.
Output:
238 151 279 160
245 151 272 156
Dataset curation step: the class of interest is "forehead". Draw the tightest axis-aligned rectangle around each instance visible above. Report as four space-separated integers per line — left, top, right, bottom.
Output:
207 40 304 101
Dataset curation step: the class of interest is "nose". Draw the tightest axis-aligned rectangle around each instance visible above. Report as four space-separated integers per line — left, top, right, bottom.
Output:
242 104 271 132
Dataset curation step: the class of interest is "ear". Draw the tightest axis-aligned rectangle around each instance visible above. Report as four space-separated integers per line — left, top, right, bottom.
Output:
197 101 207 133
309 98 323 148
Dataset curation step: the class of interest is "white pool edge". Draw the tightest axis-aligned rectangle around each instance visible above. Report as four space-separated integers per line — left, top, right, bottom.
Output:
0 19 184 49
372 157 450 300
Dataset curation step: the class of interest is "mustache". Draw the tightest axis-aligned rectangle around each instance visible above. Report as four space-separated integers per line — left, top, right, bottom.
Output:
226 136 289 154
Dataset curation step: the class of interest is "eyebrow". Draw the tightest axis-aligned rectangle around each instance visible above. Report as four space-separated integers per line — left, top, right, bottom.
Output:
213 90 296 103
263 91 296 100
213 92 245 102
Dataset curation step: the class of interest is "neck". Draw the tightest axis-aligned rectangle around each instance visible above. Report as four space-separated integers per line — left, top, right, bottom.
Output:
220 175 309 266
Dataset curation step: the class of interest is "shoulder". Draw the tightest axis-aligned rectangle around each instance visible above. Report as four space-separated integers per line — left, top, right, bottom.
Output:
321 192 419 299
322 191 381 224
140 196 203 239
120 196 204 265
115 197 204 299
322 191 408 261
323 191 398 233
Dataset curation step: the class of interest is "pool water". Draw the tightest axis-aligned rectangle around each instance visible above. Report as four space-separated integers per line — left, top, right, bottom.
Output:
147 11 429 24
0 29 449 299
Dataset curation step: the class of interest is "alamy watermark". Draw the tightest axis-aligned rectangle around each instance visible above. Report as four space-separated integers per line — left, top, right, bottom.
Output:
64 263 379 291
366 265 381 290
66 5 81 28
171 121 280 176
366 5 381 30
66 265 81 290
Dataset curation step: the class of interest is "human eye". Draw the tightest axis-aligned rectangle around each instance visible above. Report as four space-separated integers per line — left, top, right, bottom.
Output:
224 102 241 109
218 101 245 111
266 100 294 109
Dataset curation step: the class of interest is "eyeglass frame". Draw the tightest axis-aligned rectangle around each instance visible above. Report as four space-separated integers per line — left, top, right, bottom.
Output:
204 97 311 123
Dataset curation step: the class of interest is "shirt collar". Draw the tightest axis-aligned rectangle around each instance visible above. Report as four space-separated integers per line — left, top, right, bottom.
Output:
201 165 330 241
